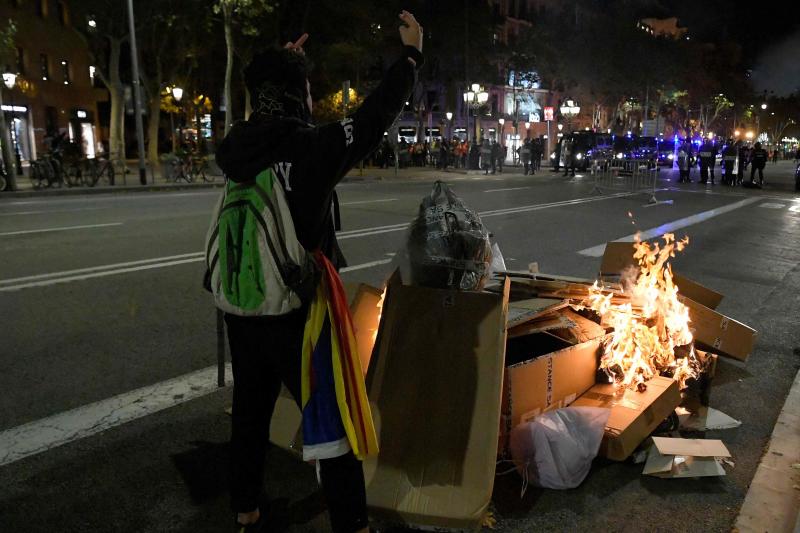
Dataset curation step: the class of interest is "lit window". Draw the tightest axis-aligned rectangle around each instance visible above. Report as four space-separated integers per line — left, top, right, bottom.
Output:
40 53 49 81
61 60 70 85
89 65 96 83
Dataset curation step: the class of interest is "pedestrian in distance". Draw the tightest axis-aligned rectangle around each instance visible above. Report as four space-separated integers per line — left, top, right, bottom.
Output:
439 138 449 171
490 139 499 174
210 11 424 533
749 142 768 186
772 148 779 164
518 138 532 175
480 138 492 174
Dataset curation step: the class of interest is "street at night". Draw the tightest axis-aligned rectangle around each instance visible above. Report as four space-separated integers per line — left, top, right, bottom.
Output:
1 1 800 532
2 164 800 531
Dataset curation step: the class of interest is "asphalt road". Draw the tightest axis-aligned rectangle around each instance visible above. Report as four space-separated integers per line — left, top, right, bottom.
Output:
1 161 799 532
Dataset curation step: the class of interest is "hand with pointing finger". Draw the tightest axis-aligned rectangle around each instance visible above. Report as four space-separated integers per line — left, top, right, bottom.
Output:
284 33 308 56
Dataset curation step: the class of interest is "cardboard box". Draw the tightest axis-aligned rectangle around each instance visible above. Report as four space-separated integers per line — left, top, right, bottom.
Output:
671 274 723 310
680 296 756 362
571 376 681 461
363 274 510 530
348 283 385 374
643 437 730 478
499 337 601 455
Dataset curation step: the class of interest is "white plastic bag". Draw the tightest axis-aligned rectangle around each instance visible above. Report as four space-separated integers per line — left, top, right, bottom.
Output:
509 406 611 491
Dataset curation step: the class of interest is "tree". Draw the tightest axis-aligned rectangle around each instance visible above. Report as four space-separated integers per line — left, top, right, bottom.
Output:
0 19 17 190
72 1 130 176
138 0 215 164
213 0 274 136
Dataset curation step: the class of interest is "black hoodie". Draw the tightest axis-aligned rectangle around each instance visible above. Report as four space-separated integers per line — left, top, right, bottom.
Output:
215 47 422 270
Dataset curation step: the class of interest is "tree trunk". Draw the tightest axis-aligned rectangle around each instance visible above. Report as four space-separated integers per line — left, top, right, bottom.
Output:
108 38 126 180
223 4 234 136
146 94 161 167
0 89 17 190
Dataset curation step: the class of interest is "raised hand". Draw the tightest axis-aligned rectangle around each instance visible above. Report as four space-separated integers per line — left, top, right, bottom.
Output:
398 11 422 52
283 33 309 55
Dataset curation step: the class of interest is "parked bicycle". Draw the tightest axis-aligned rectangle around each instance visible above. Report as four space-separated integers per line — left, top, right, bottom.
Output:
84 153 117 187
164 152 214 183
30 153 64 189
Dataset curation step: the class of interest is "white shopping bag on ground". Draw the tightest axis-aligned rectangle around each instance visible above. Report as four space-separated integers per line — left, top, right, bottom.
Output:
509 406 611 491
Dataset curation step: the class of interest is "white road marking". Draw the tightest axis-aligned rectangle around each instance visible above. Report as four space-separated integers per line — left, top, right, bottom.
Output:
340 198 398 206
759 203 786 209
0 363 233 467
484 186 531 193
0 257 204 291
0 207 109 217
0 222 123 237
0 255 394 292
338 192 634 239
0 252 204 286
340 258 393 272
577 197 761 257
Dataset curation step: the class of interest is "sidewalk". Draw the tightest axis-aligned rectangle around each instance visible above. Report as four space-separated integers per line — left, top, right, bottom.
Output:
0 160 545 198
735 368 800 533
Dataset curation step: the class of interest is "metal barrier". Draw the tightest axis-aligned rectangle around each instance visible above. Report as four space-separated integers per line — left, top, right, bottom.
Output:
590 158 659 204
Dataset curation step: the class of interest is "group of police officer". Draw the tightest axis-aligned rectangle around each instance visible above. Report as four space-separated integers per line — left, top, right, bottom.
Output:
677 138 769 188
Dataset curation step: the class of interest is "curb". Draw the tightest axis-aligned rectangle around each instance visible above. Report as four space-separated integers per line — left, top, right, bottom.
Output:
1 181 224 199
734 368 800 533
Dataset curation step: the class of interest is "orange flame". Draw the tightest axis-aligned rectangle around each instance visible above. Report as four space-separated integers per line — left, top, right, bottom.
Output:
587 233 698 390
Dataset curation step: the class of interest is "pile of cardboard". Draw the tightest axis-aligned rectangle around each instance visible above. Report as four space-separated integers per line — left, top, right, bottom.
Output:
269 241 757 530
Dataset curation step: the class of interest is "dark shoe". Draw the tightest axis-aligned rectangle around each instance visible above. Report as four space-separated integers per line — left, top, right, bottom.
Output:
235 514 265 533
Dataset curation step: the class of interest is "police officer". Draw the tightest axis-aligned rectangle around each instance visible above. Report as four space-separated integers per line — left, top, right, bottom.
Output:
737 142 749 185
698 138 714 184
749 142 768 186
562 138 575 177
722 140 737 186
518 138 532 175
677 141 690 183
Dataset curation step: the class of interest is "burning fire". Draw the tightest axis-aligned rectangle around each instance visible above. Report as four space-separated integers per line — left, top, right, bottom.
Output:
586 233 699 390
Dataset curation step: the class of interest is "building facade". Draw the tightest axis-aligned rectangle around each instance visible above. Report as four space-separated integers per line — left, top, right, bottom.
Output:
0 0 106 167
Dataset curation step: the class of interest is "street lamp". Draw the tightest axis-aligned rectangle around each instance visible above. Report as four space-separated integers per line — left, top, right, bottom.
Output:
445 111 453 140
171 86 184 152
462 84 488 144
760 103 767 110
559 98 580 133
2 68 21 175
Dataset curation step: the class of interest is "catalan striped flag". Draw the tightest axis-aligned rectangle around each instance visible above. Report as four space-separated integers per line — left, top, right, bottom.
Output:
300 251 379 461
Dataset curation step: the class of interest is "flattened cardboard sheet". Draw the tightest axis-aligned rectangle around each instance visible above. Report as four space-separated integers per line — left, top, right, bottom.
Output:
363 275 510 530
507 297 569 329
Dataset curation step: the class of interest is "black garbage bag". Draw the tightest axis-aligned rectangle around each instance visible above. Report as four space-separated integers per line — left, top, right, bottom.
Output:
407 181 492 290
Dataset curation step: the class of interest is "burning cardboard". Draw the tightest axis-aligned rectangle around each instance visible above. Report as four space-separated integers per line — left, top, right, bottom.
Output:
642 437 731 478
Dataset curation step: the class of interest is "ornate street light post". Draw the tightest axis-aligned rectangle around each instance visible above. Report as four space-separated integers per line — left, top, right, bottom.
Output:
462 83 488 144
559 98 581 134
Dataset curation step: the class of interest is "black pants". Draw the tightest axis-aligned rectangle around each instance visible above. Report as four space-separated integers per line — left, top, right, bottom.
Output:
750 164 764 184
225 311 368 533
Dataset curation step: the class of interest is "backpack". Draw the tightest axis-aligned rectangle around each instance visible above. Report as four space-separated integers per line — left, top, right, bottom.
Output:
204 168 317 316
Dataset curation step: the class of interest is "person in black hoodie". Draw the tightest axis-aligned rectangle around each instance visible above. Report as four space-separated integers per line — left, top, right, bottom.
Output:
215 12 423 533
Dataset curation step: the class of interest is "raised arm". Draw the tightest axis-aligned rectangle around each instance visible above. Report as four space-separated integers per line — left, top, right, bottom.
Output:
310 11 424 190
